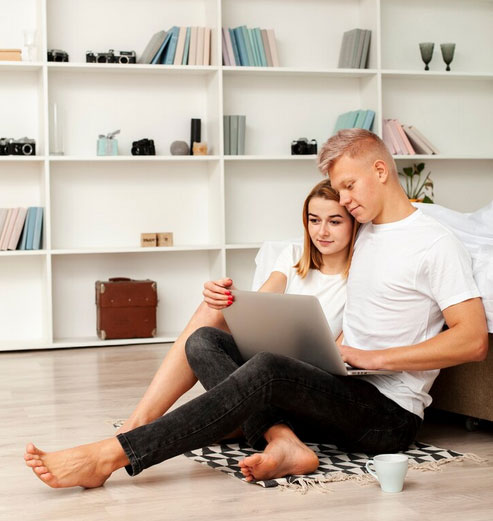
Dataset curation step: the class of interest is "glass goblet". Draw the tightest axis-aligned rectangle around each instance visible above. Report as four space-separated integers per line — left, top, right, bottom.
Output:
440 43 455 71
419 42 434 71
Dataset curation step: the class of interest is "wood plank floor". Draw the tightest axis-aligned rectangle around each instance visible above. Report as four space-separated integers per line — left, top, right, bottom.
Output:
2 343 492 521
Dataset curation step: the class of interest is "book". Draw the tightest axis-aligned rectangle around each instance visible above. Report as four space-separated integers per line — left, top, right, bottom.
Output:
196 27 205 66
189 27 198 65
7 207 27 250
383 119 402 154
386 119 405 154
163 26 180 65
351 29 364 68
362 109 375 130
407 125 439 154
203 27 211 66
359 30 372 68
18 207 34 250
266 29 280 67
182 27 191 65
353 109 367 128
25 207 38 250
2 207 19 251
402 125 433 155
150 31 172 64
339 29 358 68
0 208 8 238
223 116 231 155
393 119 416 155
32 207 44 250
254 28 267 67
238 115 246 155
230 115 239 155
337 31 350 68
261 29 273 67
247 28 259 66
240 26 255 66
0 208 13 250
222 28 231 66
174 27 187 65
139 30 167 64
233 27 248 66
226 29 241 66
382 119 397 154
389 119 409 155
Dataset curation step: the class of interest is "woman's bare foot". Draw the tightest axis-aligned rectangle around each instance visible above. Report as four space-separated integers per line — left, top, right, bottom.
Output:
238 425 319 482
23 438 129 489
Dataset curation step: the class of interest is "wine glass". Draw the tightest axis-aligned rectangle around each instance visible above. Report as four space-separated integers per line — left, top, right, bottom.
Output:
440 43 456 71
23 29 37 61
419 42 434 71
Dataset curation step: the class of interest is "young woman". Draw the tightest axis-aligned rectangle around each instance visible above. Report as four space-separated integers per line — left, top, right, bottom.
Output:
24 179 359 489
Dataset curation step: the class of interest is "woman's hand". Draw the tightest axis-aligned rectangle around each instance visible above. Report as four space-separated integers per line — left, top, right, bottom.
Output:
203 278 235 310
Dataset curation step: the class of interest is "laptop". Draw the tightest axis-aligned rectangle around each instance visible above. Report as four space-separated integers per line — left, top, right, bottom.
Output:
222 290 397 376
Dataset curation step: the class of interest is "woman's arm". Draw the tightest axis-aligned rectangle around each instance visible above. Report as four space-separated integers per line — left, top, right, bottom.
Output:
258 271 288 294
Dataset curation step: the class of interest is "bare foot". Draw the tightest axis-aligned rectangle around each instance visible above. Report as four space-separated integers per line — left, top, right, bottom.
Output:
238 425 318 482
23 439 129 489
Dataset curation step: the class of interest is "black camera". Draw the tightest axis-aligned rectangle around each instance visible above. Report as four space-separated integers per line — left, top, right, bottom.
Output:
47 49 69 62
0 137 36 156
291 138 317 155
86 49 136 64
131 139 156 156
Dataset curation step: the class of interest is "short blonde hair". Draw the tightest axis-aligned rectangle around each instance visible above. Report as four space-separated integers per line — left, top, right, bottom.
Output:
294 179 358 279
317 128 396 177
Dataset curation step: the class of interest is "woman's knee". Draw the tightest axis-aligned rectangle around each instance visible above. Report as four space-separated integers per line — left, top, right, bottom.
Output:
184 326 218 365
246 351 285 377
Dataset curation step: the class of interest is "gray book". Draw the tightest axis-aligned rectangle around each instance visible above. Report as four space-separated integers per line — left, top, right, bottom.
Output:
337 32 350 68
139 30 167 64
237 115 246 155
359 30 372 68
230 115 239 155
223 115 231 155
353 29 366 68
341 29 358 68
350 29 363 68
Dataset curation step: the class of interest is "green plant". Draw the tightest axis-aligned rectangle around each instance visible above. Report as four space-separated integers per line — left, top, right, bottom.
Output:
398 162 434 203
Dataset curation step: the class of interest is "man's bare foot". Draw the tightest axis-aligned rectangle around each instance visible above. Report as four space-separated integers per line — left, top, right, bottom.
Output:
238 425 319 482
23 438 129 489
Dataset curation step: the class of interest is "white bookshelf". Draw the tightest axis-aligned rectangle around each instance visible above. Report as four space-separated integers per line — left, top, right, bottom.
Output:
0 0 492 350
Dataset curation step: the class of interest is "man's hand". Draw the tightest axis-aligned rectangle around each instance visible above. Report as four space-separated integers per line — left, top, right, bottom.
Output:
339 344 384 370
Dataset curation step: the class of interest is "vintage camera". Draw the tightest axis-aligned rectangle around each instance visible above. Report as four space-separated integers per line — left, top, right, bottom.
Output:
291 138 318 155
47 49 69 62
0 137 36 156
86 49 136 64
0 138 11 155
131 139 156 156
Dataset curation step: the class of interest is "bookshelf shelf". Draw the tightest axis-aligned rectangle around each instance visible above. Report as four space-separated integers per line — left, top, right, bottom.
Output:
1 0 492 351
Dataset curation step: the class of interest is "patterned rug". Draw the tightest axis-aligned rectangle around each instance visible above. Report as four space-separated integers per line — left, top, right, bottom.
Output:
111 420 484 493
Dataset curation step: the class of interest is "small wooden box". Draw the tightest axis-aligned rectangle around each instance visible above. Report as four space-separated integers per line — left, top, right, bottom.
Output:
141 233 157 247
157 232 173 247
0 49 22 61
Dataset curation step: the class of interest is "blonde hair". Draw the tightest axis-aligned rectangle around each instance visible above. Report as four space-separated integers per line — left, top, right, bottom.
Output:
317 128 396 178
294 179 358 279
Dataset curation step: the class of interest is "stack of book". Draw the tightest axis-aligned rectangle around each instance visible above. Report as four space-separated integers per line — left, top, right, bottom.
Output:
382 119 439 155
224 115 246 155
222 26 279 67
338 29 372 69
0 207 43 251
139 27 212 66
333 109 375 134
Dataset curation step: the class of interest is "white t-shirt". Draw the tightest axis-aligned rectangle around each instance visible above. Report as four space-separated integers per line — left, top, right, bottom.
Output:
272 243 347 338
344 209 481 419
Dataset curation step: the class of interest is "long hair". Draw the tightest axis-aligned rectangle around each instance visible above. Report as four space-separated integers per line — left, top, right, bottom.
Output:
294 179 358 279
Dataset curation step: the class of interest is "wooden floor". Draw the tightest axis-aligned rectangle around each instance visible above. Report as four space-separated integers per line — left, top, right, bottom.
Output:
2 343 493 521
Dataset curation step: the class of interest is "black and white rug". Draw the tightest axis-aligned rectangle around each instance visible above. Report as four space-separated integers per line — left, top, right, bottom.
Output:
111 420 483 492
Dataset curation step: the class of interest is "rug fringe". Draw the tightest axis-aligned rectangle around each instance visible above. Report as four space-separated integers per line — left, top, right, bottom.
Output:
409 452 486 472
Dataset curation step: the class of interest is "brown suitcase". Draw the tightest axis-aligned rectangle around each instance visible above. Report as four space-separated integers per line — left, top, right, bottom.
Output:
95 277 158 340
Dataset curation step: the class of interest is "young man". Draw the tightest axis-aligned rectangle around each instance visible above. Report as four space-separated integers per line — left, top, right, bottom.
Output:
24 129 488 488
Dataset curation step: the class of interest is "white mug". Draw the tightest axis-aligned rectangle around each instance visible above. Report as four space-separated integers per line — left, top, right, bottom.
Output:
365 454 409 493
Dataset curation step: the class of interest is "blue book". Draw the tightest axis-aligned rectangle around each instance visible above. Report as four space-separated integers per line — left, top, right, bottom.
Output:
25 206 38 250
233 27 248 66
240 26 255 66
163 26 179 65
353 109 367 128
32 207 43 250
18 206 34 250
151 31 173 64
248 28 259 66
362 109 376 131
254 28 267 66
182 27 191 65
228 28 240 66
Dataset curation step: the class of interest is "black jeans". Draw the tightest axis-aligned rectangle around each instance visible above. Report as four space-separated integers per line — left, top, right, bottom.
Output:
117 327 421 476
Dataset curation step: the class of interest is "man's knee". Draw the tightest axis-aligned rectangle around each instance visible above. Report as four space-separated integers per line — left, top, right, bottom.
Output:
247 351 285 377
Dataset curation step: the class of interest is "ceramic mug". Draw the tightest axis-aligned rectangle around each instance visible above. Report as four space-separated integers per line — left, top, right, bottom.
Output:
365 454 409 493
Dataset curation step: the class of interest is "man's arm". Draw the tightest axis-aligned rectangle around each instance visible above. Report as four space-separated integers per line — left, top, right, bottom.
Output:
340 297 489 371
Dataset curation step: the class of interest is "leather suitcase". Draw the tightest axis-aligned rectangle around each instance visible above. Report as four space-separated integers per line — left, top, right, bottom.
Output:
95 277 158 340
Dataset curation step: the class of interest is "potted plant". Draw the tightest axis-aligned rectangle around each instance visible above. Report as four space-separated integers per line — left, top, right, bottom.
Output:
398 162 434 203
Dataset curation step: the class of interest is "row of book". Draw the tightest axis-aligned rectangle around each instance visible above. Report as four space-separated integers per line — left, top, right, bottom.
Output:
224 115 246 155
222 26 280 67
333 109 376 134
0 207 44 251
382 119 439 155
139 27 212 66
338 28 372 69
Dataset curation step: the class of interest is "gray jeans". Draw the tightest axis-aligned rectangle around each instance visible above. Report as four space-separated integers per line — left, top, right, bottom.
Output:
117 327 421 476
